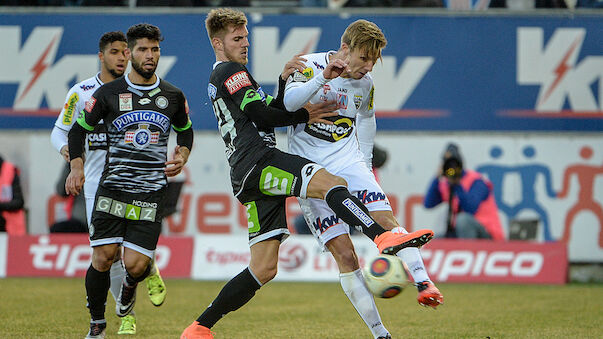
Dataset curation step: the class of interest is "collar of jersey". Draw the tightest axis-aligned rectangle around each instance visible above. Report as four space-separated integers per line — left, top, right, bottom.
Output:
124 72 160 91
94 72 104 86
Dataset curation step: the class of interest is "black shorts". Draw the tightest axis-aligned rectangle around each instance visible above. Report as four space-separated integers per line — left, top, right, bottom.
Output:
89 185 166 257
235 148 322 246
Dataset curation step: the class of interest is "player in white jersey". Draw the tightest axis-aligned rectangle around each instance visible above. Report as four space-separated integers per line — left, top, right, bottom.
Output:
50 31 166 336
284 20 444 338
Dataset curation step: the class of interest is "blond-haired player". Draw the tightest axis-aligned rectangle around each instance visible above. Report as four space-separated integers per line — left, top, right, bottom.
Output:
283 19 444 338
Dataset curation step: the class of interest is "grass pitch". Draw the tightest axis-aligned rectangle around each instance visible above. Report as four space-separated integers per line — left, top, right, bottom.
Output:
0 278 601 338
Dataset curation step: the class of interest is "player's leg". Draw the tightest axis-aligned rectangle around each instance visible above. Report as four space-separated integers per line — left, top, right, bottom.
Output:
86 193 136 334
181 185 287 338
145 253 167 307
86 242 120 339
327 235 391 338
305 167 433 254
371 210 443 308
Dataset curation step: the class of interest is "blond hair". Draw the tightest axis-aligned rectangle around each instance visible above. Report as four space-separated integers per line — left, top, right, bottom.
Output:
205 8 248 41
341 20 387 62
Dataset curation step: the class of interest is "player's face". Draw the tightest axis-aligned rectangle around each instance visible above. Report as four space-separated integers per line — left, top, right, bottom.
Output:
130 38 160 80
222 25 249 65
345 48 377 80
100 41 127 79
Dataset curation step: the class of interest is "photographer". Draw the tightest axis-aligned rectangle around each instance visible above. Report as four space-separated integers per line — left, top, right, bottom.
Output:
423 143 505 240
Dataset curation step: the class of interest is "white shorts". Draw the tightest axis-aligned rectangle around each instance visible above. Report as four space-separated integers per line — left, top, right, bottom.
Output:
298 162 392 249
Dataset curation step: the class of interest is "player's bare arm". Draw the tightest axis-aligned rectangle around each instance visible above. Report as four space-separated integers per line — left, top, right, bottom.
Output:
165 145 190 177
281 53 307 81
65 157 85 196
323 58 349 80
60 145 70 162
305 100 338 125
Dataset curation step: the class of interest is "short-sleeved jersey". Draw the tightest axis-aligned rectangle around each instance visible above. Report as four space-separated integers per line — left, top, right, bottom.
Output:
53 73 108 194
78 74 191 194
207 61 276 191
286 52 375 173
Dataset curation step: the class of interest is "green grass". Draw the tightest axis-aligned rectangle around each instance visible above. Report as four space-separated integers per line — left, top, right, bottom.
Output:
0 278 601 338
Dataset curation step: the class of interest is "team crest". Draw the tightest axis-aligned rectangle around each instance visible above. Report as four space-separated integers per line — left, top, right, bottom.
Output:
119 93 133 111
155 96 168 109
125 124 159 149
354 95 363 109
208 83 217 100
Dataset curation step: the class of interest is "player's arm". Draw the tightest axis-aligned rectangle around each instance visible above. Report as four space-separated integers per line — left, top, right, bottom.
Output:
357 85 376 169
65 92 105 196
166 93 193 177
283 58 348 111
266 54 307 110
51 87 83 162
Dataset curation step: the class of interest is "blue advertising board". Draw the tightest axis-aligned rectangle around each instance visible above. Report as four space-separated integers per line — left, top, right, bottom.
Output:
0 13 601 131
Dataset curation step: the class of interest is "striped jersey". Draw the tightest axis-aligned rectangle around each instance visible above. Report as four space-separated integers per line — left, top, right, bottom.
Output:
78 74 191 193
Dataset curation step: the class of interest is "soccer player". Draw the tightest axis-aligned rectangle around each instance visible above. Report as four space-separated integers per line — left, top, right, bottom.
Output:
282 19 444 336
180 8 433 339
51 30 168 335
64 24 193 339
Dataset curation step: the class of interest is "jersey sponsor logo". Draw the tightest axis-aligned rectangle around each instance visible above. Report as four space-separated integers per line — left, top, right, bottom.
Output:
302 67 313 79
354 95 363 109
337 93 348 109
342 198 374 227
84 97 96 113
125 123 160 149
368 86 374 110
292 70 309 83
112 110 170 133
224 71 252 94
356 189 388 205
259 166 295 196
256 86 267 101
148 87 161 97
138 98 151 105
96 195 157 221
80 84 95 91
312 214 341 233
337 87 348 93
155 96 168 109
304 115 354 142
62 92 79 125
323 84 330 94
119 93 132 111
207 83 217 100
313 61 325 70
86 131 107 150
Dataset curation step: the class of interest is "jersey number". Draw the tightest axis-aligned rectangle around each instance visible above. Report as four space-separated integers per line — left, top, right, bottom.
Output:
212 98 237 141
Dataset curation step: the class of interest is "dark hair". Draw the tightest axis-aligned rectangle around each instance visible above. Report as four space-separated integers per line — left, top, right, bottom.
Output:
99 31 126 53
126 23 163 50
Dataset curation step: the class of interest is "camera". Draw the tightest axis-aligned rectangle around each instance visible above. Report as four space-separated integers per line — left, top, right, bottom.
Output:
442 157 462 180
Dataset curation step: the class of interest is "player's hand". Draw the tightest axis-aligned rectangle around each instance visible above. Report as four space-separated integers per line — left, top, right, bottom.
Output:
165 145 190 177
65 158 85 196
323 58 349 80
60 145 70 162
281 53 307 81
305 100 338 125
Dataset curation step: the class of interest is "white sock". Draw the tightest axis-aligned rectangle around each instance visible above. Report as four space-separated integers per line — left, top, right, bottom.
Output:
391 226 431 283
110 260 136 317
148 255 157 275
340 269 389 339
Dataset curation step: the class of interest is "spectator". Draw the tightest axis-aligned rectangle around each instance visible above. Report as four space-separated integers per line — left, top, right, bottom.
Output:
423 143 505 240
49 162 87 233
0 155 26 235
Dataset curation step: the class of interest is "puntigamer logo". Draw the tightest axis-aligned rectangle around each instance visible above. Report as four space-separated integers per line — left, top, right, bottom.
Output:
112 110 170 132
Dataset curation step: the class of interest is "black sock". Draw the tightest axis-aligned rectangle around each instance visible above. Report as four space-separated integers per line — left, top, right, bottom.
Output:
85 265 110 321
197 267 261 328
125 263 151 286
325 186 385 240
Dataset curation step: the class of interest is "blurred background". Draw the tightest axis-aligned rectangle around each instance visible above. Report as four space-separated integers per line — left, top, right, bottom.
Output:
0 2 601 284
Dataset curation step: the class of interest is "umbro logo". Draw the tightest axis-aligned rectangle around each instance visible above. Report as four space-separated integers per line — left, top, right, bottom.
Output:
138 98 151 105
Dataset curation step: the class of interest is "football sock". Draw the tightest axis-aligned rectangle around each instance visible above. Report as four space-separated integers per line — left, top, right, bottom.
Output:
149 255 157 275
392 227 430 283
109 260 126 302
85 265 110 321
340 269 389 339
197 267 261 329
325 186 385 240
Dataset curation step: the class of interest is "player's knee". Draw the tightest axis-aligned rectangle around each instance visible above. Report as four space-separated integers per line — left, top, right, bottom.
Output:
91 246 118 271
125 260 150 278
251 263 278 284
307 170 348 199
